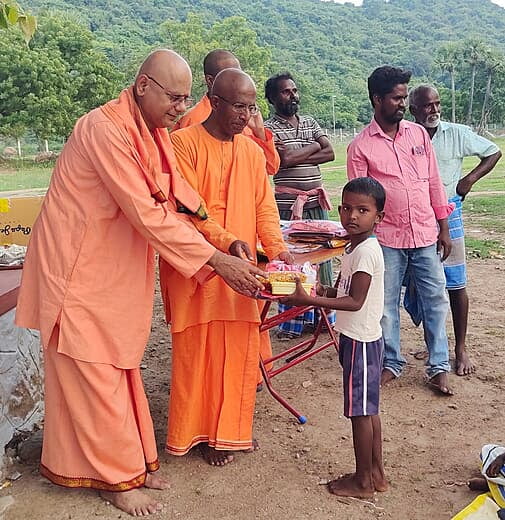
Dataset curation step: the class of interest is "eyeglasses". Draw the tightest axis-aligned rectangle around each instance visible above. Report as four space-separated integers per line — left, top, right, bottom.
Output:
214 94 259 115
145 74 194 108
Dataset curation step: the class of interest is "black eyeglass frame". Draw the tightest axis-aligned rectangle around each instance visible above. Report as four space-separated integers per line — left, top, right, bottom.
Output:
145 74 194 108
213 94 259 115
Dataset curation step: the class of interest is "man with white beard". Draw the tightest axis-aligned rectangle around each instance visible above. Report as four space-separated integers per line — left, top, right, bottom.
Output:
409 84 502 377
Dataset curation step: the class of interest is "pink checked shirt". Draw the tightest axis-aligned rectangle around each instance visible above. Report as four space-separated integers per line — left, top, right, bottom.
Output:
347 118 452 249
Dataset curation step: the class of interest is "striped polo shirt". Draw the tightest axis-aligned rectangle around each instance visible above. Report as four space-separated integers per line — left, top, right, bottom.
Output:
264 114 327 212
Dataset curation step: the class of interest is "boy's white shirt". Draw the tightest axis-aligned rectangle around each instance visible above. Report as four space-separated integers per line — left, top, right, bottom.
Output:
334 236 384 342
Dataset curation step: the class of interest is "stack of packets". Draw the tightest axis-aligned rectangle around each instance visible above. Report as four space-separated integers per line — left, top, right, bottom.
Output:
0 244 26 268
281 219 348 254
256 260 317 299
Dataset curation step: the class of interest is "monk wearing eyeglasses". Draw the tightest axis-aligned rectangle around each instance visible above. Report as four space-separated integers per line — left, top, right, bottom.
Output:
15 49 267 516
162 68 292 466
173 49 280 386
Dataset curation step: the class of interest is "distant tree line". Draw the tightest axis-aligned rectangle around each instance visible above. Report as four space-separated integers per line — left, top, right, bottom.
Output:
2 0 505 151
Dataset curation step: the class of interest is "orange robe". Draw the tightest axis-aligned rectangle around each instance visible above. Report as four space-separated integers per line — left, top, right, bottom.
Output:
15 88 220 491
173 94 280 175
162 125 285 455
174 94 278 368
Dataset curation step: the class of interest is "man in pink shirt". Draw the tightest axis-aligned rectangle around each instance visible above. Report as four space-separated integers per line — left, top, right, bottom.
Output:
347 66 454 395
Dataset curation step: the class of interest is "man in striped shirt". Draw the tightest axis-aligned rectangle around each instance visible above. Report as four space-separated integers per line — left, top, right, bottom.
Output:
265 72 335 338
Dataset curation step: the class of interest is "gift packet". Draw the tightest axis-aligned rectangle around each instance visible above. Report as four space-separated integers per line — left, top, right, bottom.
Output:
258 261 317 297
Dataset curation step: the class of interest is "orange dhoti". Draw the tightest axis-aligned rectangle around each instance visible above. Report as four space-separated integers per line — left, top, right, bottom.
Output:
166 321 260 455
40 328 159 491
163 126 287 456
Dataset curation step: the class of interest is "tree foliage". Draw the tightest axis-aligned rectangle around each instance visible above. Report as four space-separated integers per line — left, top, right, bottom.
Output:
6 0 505 133
160 14 272 112
0 0 36 43
0 14 124 142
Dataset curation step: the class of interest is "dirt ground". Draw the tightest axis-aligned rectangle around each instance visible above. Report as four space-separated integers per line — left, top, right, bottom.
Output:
2 256 505 520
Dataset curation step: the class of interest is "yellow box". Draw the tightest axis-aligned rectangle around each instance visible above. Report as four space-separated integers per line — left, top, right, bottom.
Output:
0 191 45 246
270 281 314 295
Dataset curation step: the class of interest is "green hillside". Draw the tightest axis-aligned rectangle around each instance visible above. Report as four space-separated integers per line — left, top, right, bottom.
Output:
15 0 505 129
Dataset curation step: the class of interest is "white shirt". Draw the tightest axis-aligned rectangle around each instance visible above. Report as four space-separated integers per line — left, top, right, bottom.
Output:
334 236 384 342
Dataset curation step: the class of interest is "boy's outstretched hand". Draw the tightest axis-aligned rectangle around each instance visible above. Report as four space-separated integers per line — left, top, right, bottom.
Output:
279 278 312 307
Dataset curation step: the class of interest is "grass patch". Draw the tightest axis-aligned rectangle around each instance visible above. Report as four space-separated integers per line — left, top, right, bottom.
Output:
465 237 504 259
460 136 504 191
0 158 54 192
465 216 505 233
464 195 505 217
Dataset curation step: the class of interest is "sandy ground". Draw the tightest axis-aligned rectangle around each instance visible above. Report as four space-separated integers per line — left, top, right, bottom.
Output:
2 257 505 520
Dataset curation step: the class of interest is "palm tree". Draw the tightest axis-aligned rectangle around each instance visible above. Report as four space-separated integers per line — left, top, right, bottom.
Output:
435 43 461 123
477 49 504 134
461 38 487 126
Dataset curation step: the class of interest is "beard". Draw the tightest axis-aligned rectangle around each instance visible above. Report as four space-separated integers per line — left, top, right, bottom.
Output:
422 113 441 128
384 111 404 125
277 100 299 117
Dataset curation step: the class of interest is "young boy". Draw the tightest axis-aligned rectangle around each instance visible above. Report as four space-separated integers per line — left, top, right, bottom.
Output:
281 177 387 499
468 445 505 507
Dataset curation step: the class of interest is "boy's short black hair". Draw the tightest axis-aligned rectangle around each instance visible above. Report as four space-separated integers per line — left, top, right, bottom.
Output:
368 66 412 107
265 72 294 104
342 178 386 212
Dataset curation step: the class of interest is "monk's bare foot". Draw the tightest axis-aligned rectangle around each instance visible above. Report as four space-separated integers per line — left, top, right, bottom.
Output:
327 473 375 499
243 439 260 453
199 445 234 466
100 489 162 516
468 477 489 492
426 372 454 396
455 348 476 376
380 369 396 387
144 472 170 490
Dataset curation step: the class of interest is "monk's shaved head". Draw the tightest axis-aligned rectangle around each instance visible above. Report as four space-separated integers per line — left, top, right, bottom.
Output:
211 69 256 99
137 49 192 87
205 69 257 140
203 49 241 77
134 49 193 131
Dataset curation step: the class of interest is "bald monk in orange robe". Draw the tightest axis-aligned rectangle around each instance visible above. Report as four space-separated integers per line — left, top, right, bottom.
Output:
161 68 292 466
173 49 280 176
15 50 266 516
174 49 279 377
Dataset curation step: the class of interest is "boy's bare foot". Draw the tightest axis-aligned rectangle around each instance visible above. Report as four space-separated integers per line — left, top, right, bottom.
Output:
380 369 396 386
455 348 476 376
144 473 170 490
372 472 388 492
199 445 234 466
338 471 388 493
327 473 375 499
243 439 260 453
468 477 489 492
426 372 454 396
100 489 162 516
